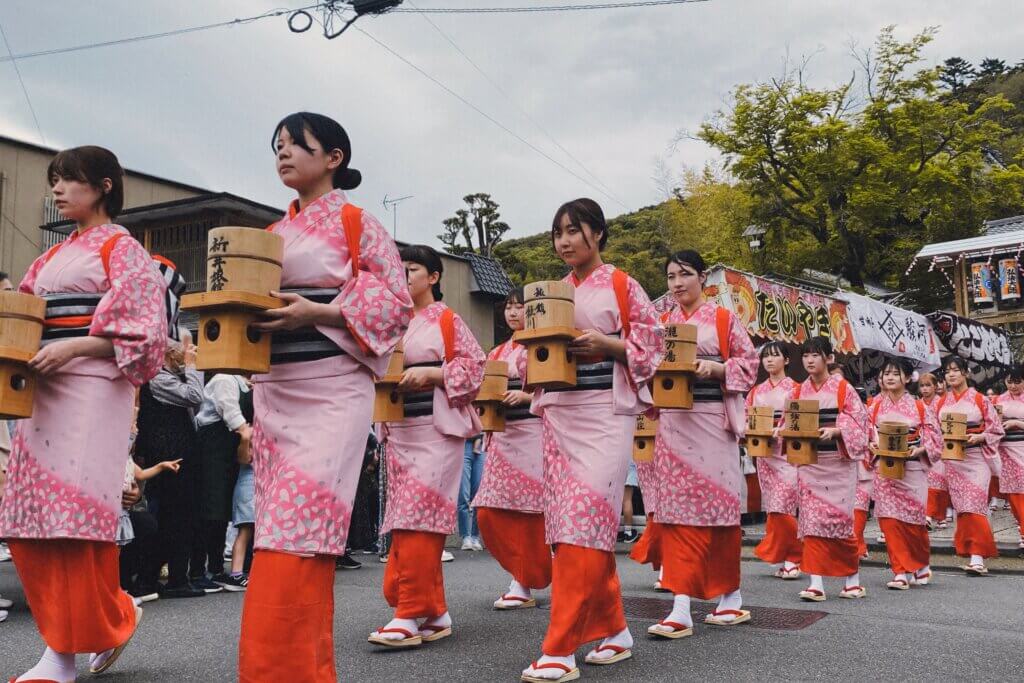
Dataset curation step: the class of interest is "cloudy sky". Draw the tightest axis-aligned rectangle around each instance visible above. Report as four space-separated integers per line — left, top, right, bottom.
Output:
1 1 1021 245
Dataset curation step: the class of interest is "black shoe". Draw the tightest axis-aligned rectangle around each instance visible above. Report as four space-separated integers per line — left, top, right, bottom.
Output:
210 572 232 584
160 584 205 599
616 530 626 543
191 576 225 593
336 553 362 570
218 573 249 592
128 584 160 603
622 528 639 544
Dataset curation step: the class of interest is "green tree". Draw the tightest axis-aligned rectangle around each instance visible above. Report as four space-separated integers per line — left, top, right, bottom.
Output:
979 57 1009 79
438 193 510 257
698 26 1024 308
939 56 975 93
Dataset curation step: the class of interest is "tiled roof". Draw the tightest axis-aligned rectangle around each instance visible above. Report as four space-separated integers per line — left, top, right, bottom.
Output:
465 252 514 297
983 215 1024 235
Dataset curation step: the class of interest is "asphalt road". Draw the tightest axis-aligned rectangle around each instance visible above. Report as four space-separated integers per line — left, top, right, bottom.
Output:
2 552 1022 681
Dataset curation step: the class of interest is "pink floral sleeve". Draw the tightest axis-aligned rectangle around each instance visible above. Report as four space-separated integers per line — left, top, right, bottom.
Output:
920 402 944 465
622 275 663 388
837 384 870 462
442 312 485 408
89 237 167 386
979 392 1006 460
336 211 413 356
17 252 46 294
723 310 757 394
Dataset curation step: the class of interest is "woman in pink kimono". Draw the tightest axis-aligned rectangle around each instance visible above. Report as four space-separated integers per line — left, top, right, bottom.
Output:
369 244 485 649
645 250 758 639
936 357 1004 575
995 367 1024 551
787 338 871 602
749 342 802 579
867 358 943 590
520 199 662 683
241 113 412 682
921 373 953 528
472 287 552 610
1 146 166 683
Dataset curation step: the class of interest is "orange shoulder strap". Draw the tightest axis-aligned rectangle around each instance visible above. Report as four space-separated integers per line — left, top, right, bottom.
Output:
792 382 802 400
837 379 848 413
40 241 65 266
916 399 926 426
612 268 631 339
936 393 948 413
440 307 456 364
871 397 882 425
975 391 986 418
99 233 128 280
715 306 731 361
341 203 363 278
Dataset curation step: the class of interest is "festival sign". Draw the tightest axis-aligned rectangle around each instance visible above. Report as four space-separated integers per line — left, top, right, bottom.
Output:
703 267 858 355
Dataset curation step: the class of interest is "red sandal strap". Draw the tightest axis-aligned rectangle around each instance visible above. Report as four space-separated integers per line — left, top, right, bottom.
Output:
710 609 746 617
594 643 628 654
658 620 689 631
801 589 824 596
375 626 416 638
842 585 864 591
500 594 531 602
531 662 572 674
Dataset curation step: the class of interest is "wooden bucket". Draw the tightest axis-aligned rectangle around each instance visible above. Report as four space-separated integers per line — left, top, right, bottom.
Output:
876 421 911 480
373 343 405 423
652 371 694 409
744 405 775 458
659 324 698 372
0 291 46 419
183 291 281 374
206 227 284 294
940 412 968 461
476 360 509 433
633 414 658 463
523 280 575 331
782 399 820 466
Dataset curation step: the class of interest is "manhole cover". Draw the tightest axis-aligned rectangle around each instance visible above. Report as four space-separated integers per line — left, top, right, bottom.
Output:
542 596 827 631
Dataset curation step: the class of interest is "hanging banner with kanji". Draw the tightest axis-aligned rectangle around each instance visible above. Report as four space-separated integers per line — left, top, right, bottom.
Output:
844 292 942 370
702 266 859 354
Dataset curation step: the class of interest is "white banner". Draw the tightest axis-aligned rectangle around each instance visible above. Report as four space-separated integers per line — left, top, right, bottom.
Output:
844 292 942 370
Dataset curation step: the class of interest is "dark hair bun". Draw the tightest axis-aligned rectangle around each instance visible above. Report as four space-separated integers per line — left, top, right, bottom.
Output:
335 167 361 190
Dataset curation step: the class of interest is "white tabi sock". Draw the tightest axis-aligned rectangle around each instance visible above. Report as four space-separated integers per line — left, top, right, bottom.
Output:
714 589 743 619
970 554 984 566
844 572 861 589
417 611 452 636
783 560 799 571
526 654 576 680
373 616 420 641
18 647 76 682
508 578 531 599
650 593 692 634
587 626 633 661
808 574 824 592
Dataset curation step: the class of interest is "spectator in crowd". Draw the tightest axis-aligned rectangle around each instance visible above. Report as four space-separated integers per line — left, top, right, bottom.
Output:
221 377 255 591
193 373 252 589
0 271 12 290
458 435 486 551
619 463 639 543
134 330 206 599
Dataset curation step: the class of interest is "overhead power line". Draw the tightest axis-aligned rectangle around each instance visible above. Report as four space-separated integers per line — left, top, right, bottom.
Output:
0 0 710 62
353 24 629 209
0 20 46 143
406 0 627 207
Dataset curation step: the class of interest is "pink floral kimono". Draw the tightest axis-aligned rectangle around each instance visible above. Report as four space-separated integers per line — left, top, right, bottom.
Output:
473 340 543 513
869 393 943 526
1 224 167 541
748 377 799 515
994 392 1024 496
381 302 485 536
252 189 413 555
653 302 758 527
935 388 1004 517
520 263 661 657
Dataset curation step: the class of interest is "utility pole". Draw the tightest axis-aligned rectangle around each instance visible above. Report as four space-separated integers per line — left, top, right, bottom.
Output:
382 194 413 239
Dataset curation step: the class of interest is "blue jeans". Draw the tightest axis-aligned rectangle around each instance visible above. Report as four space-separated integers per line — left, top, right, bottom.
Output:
458 440 486 538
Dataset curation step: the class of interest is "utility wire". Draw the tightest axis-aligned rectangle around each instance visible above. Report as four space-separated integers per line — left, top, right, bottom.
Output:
406 0 626 207
0 20 46 143
0 0 710 62
353 24 628 209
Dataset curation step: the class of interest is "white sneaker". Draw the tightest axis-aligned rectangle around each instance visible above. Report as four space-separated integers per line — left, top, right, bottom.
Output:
0 595 12 609
876 532 886 544
0 543 10 562
0 609 7 623
471 538 484 551
461 537 475 551
441 550 455 563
